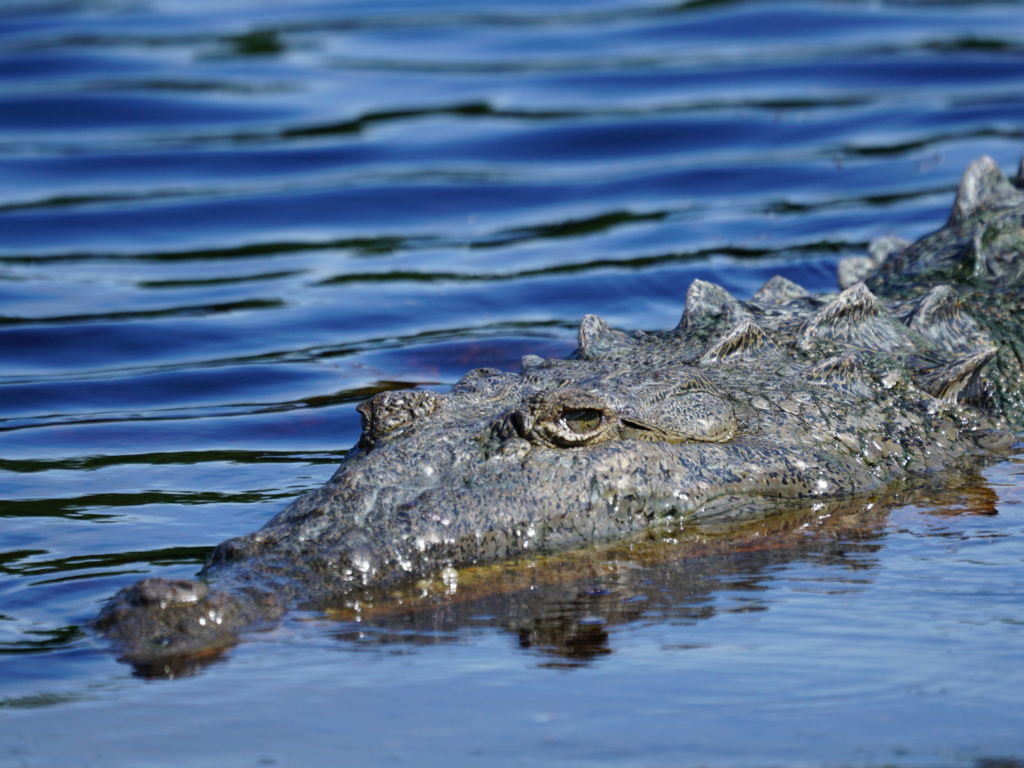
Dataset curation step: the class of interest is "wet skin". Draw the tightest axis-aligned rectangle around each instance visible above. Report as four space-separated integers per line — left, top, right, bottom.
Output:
95 155 1024 665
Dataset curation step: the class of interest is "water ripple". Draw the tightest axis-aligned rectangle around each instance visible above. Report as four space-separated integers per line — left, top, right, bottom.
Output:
3 0 1024 763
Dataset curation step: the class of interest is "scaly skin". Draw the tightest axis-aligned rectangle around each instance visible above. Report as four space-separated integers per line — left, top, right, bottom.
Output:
94 155 1024 664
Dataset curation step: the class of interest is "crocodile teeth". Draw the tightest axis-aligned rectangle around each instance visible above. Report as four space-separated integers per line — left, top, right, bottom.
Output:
913 347 998 403
800 283 916 352
678 280 743 331
698 320 778 365
752 275 808 305
577 314 627 360
948 156 1021 225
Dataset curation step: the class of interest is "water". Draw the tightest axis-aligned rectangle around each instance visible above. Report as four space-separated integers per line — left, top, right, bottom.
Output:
2 0 1024 765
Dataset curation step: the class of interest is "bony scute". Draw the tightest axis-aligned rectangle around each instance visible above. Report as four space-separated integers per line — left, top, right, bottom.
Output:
94 152 1024 667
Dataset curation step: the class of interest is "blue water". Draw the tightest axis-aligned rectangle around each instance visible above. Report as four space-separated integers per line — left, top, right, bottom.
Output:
3 0 1024 765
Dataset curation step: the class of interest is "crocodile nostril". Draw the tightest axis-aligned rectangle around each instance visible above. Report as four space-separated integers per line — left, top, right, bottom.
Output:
126 578 209 608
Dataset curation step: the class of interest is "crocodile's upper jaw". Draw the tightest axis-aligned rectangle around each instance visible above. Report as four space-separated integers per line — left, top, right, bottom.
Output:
95 153 1024 665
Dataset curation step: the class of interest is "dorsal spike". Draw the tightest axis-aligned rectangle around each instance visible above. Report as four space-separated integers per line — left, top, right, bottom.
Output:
951 233 988 282
521 354 544 370
752 276 809 305
678 280 743 331
800 283 916 352
838 236 910 290
802 351 872 398
577 314 627 360
684 279 737 314
837 257 876 290
905 285 989 355
698 320 778 365
913 347 998 403
907 284 962 329
868 235 909 264
948 156 1020 226
814 283 882 323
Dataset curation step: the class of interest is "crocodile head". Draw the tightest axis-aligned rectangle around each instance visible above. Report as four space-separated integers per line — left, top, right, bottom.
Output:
96 154 1024 665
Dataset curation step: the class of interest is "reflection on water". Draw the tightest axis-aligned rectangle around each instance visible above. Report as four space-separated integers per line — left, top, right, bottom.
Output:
325 467 1007 664
335 503 889 671
128 463 1016 681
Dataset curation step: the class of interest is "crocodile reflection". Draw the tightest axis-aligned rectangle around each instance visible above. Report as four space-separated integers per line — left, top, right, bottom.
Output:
325 495 890 668
131 472 1000 678
325 476 998 668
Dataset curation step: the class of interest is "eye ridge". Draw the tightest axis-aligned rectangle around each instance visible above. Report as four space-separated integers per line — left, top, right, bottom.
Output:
560 408 603 433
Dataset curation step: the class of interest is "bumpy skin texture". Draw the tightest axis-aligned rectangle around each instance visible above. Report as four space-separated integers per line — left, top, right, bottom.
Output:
95 155 1024 663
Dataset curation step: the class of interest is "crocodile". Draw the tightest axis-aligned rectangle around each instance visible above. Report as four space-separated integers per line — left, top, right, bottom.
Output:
95 154 1024 664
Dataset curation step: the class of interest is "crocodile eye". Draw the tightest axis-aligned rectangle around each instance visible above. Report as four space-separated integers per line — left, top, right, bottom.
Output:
561 409 603 433
511 390 618 448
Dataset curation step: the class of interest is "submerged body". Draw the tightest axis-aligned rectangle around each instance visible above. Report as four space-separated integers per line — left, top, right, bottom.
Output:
96 155 1024 662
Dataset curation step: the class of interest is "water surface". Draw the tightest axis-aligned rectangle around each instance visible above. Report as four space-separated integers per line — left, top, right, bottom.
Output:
2 1 1024 765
